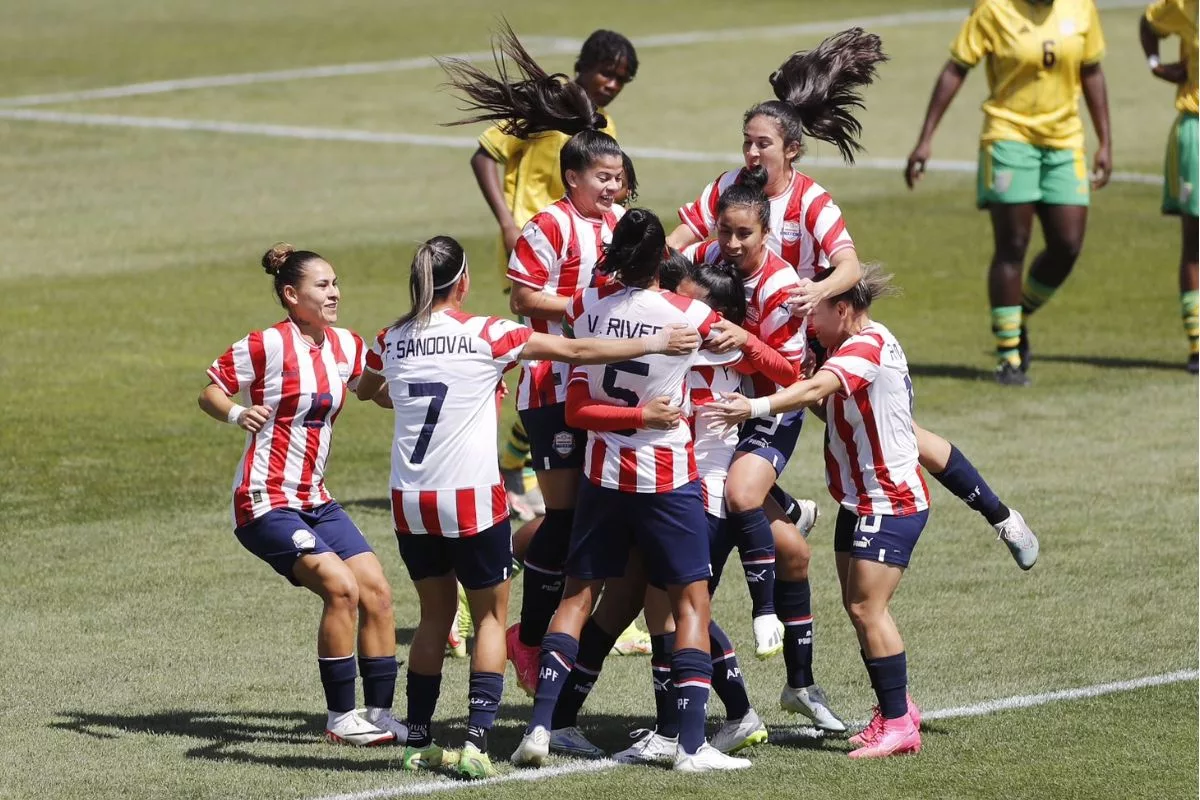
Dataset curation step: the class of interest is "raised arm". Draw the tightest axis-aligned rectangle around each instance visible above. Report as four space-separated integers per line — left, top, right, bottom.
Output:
509 283 573 321
518 324 699 364
905 60 970 189
666 223 701 251
470 146 521 255
1080 63 1113 189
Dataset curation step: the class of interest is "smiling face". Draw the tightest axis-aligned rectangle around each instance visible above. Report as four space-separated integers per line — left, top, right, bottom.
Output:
282 258 339 328
716 205 768 274
565 153 625 217
742 114 802 184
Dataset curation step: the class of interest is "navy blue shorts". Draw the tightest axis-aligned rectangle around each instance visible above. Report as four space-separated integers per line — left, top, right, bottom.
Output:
234 502 373 586
707 514 735 592
567 479 712 587
735 409 805 477
396 521 513 590
833 507 929 568
520 403 586 471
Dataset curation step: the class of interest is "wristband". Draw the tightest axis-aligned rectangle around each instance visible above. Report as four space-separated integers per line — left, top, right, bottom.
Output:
1148 54 1161 69
748 396 773 419
227 404 247 425
641 328 670 355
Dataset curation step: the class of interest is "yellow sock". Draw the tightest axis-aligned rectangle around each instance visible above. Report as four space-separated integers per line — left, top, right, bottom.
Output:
499 419 531 472
1183 290 1199 355
991 305 1023 368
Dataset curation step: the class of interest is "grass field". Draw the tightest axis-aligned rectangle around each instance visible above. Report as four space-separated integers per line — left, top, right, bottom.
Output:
1 1 1197 799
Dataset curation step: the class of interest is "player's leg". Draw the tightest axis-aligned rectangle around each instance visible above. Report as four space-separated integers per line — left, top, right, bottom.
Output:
1167 113 1200 371
707 618 767 754
500 418 542 521
913 424 1038 569
1181 214 1199 373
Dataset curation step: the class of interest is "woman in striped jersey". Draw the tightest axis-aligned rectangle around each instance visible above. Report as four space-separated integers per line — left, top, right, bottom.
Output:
711 266 928 759
670 28 1039 572
353 236 698 778
198 244 407 748
443 24 649 693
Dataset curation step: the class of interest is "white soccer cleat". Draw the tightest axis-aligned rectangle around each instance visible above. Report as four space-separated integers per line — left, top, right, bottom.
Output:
550 726 605 758
510 725 551 767
752 614 785 660
324 710 396 747
673 742 752 772
780 683 846 733
612 728 678 764
362 708 408 744
793 499 820 537
710 709 768 754
994 509 1039 570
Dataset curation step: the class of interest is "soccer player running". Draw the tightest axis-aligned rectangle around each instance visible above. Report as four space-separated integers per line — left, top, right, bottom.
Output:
1139 0 1199 373
905 0 1113 386
198 244 407 748
353 236 698 779
670 28 1038 571
469 29 637 522
711 266 929 759
444 23 648 694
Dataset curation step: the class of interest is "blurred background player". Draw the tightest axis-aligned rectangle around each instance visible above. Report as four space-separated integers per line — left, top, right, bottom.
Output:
198 244 406 748
469 28 637 521
1139 0 1199 373
711 266 928 760
905 0 1113 387
354 235 697 778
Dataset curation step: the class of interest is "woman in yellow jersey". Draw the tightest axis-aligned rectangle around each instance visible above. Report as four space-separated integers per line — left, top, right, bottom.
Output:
905 0 1113 386
1140 0 1199 373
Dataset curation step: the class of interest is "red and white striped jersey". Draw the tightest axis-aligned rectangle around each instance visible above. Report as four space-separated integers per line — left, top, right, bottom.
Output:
820 322 930 517
365 310 532 537
207 319 366 528
565 284 720 494
677 167 855 279
688 241 807 396
507 197 625 410
688 349 744 518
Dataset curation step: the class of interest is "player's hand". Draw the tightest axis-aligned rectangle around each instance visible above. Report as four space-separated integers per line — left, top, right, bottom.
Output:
905 141 931 189
502 223 521 255
1153 61 1189 85
647 323 700 355
785 278 825 317
642 396 682 430
708 319 749 353
1091 143 1112 191
237 405 273 434
707 393 752 426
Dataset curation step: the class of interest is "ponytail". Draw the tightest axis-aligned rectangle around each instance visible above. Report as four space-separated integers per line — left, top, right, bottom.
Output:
597 208 665 289
393 235 467 330
717 165 770 232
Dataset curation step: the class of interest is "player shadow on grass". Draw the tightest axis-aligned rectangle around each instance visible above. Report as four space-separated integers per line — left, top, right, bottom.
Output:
907 362 997 381
1030 353 1185 371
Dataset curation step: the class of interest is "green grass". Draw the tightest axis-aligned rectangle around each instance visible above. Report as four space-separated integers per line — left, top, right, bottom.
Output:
1 1 1196 799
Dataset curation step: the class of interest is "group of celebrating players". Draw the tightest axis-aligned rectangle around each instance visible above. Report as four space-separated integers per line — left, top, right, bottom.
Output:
198 0 1197 780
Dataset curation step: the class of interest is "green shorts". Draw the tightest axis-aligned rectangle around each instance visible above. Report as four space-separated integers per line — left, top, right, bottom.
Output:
1162 112 1199 218
977 140 1090 208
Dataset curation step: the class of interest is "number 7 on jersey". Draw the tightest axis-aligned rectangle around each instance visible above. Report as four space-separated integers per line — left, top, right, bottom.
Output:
408 382 448 464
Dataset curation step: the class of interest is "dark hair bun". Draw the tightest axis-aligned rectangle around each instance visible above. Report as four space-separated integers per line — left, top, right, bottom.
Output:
738 165 769 193
262 243 294 276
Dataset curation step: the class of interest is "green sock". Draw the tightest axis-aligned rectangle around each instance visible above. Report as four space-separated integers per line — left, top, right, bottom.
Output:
991 305 1023 368
1021 276 1058 316
1182 290 1199 356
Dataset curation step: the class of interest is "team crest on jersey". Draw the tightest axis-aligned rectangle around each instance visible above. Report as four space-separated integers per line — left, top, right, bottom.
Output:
292 529 317 551
336 361 351 380
553 431 576 457
780 220 802 243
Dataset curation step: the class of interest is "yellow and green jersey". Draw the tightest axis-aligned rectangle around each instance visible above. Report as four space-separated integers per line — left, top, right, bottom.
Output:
1145 0 1199 114
477 113 618 230
950 0 1106 149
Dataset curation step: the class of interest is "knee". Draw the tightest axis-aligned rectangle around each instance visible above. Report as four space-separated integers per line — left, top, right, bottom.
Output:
1047 234 1084 265
996 229 1032 263
324 574 360 615
844 598 877 632
725 482 763 514
357 576 394 622
776 546 809 580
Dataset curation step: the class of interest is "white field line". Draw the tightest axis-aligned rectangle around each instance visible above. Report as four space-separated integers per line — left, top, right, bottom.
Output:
0 0 1146 109
306 668 1198 800
0 107 1163 185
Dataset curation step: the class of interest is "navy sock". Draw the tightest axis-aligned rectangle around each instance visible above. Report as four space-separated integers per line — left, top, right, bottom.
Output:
405 670 442 747
358 655 398 711
865 653 908 720
776 579 814 688
933 445 1010 526
528 632 578 733
467 671 504 751
552 619 617 730
672 647 713 756
708 620 750 720
317 655 357 714
519 509 573 647
650 633 679 738
727 508 776 617
767 484 800 522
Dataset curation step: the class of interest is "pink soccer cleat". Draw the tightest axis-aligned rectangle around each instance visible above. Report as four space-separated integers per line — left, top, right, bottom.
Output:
849 694 921 747
506 623 540 696
847 713 921 759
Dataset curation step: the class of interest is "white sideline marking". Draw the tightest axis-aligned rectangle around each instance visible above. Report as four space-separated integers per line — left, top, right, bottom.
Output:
305 668 1198 800
0 0 1145 109
0 108 1163 185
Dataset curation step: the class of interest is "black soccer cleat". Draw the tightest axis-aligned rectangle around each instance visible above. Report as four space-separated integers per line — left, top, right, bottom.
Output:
994 361 1031 387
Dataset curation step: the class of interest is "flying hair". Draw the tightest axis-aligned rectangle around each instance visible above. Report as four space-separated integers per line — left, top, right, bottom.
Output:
815 262 898 310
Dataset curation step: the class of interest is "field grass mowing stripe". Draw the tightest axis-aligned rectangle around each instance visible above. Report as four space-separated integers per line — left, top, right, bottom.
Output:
304 668 1198 800
0 108 1163 186
0 0 1146 108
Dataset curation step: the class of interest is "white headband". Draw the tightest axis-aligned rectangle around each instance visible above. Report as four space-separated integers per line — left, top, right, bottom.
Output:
433 252 468 290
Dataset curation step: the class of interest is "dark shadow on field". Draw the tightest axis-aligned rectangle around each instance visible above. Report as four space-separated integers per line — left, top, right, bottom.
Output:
1032 353 1185 372
907 362 996 381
